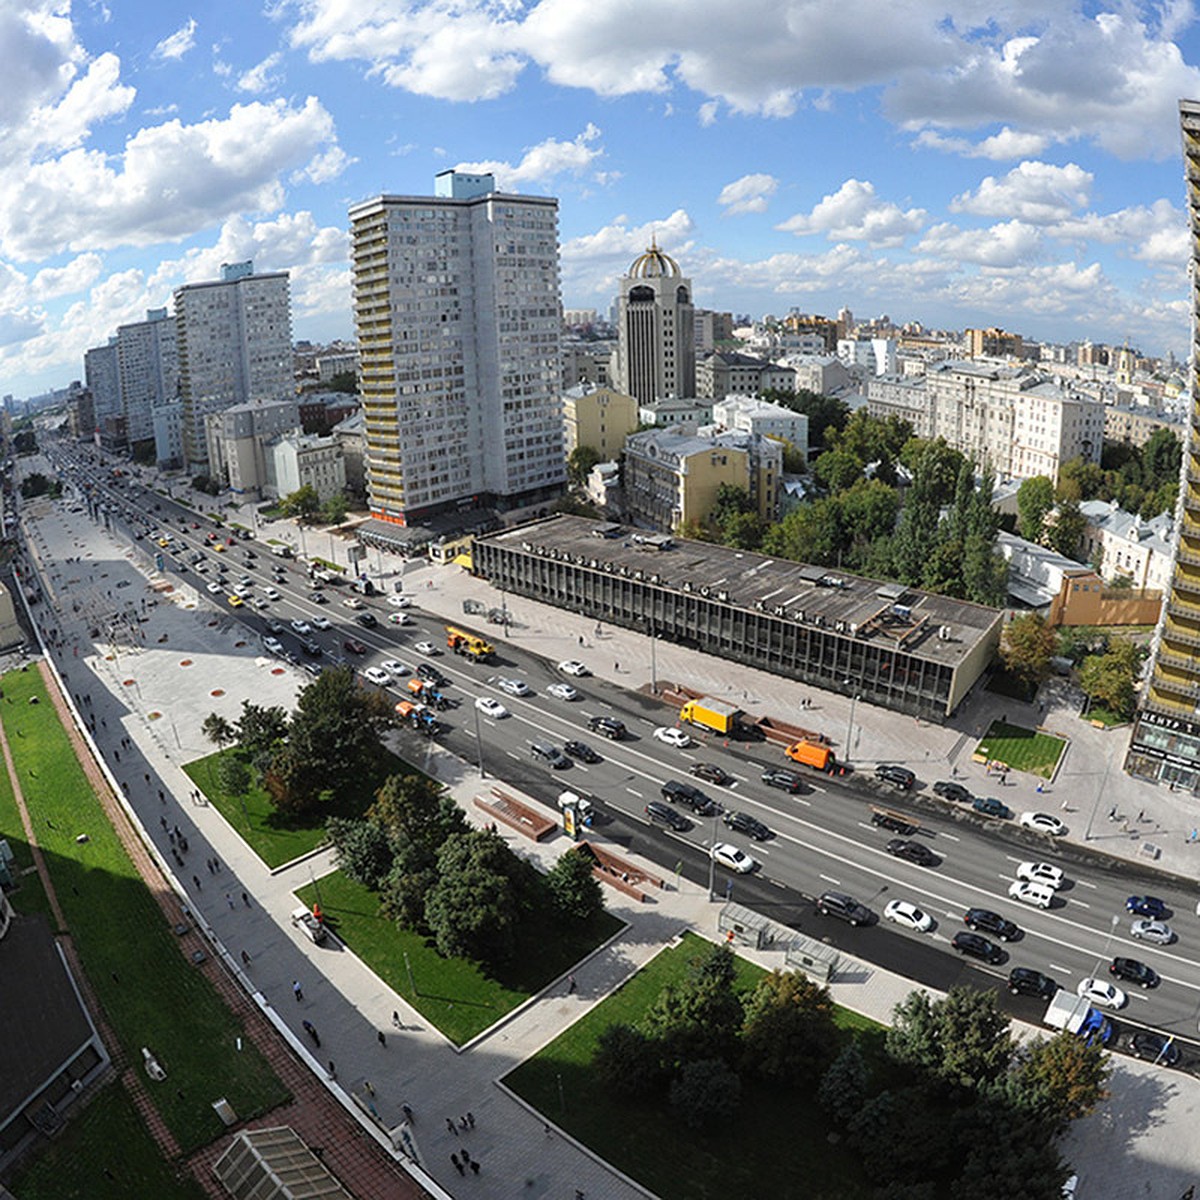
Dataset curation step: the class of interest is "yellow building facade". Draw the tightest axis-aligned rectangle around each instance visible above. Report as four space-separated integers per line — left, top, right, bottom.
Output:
562 384 639 462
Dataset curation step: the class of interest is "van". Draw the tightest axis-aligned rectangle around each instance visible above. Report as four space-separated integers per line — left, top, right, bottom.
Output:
875 764 916 790
531 742 572 769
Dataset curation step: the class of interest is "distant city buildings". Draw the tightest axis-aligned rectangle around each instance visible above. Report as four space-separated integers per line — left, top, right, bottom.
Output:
83 341 121 449
116 308 178 452
204 398 301 497
615 240 695 405
710 395 808 459
695 351 795 399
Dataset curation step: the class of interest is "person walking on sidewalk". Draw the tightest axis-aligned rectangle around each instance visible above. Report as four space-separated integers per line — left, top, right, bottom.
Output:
292 980 303 1001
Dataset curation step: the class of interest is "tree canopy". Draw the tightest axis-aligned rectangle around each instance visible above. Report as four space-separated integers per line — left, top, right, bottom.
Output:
1000 613 1057 692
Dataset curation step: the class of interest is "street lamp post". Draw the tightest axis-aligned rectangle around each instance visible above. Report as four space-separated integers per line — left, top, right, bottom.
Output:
843 682 859 759
649 623 657 695
473 699 486 779
707 810 718 901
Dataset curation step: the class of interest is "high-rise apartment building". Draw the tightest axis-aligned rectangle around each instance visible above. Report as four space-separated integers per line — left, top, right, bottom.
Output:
615 241 695 405
174 261 292 472
84 341 121 447
1125 100 1200 789
116 308 178 449
349 171 565 526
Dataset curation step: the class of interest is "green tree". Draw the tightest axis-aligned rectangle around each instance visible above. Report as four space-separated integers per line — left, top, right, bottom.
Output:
887 986 1013 1091
668 1058 741 1129
1056 456 1105 502
545 846 604 921
1004 1032 1111 1133
327 370 359 394
1142 426 1182 488
424 829 521 963
567 445 602 487
321 493 349 525
642 943 743 1067
813 445 865 493
762 498 844 565
818 1042 869 1126
280 484 320 520
781 442 806 473
202 712 235 751
368 772 463 858
234 700 289 760
215 753 251 797
892 460 942 586
13 430 37 455
1000 613 1057 692
764 387 848 450
592 1023 665 1095
900 437 969 507
1079 637 1142 718
740 969 836 1081
19 472 49 498
1017 476 1055 542
325 816 394 891
961 533 1009 606
1045 499 1086 559
720 509 767 550
840 479 901 550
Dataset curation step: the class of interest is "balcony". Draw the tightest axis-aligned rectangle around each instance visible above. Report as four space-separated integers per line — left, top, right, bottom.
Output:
1185 491 1200 518
1178 543 1200 569
1173 570 1200 600
1153 672 1200 701
1167 596 1200 623
1141 694 1197 720
1162 619 1200 651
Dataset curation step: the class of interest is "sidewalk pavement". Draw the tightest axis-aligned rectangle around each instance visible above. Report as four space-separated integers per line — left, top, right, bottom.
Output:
34 488 1200 1200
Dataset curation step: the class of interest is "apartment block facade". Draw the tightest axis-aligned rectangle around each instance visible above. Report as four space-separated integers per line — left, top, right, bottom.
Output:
350 171 565 526
84 342 121 448
116 308 178 448
562 384 639 462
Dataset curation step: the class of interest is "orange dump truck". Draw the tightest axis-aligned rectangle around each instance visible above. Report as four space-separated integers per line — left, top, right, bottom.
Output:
785 740 837 773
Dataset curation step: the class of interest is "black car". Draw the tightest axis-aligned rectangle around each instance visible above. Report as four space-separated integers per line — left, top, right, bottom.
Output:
356 612 378 628
933 780 973 803
531 741 573 770
761 767 805 794
645 799 691 832
816 891 873 926
563 739 601 764
661 779 716 815
587 715 627 740
690 762 734 787
301 639 323 657
1007 967 1056 998
964 908 1019 941
952 931 1005 964
722 811 771 841
885 838 938 867
1129 1031 1181 1066
1110 957 1159 988
310 591 329 604
417 664 446 685
871 810 918 835
875 763 916 789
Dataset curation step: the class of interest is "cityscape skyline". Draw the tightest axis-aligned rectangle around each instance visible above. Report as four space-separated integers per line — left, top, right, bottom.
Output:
4 2 1200 400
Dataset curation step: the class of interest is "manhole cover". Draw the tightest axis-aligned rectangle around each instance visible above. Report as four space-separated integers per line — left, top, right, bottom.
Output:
211 689 225 697
179 659 193 668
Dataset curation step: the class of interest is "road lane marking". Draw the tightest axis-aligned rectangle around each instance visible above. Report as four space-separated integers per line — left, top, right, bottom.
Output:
625 787 643 798
819 874 841 886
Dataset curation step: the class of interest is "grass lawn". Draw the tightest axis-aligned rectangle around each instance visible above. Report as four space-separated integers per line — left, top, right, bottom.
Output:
0 733 53 923
8 1082 207 1200
1084 706 1128 728
184 743 411 868
504 932 878 1200
296 871 624 1046
974 719 1068 779
1 668 289 1153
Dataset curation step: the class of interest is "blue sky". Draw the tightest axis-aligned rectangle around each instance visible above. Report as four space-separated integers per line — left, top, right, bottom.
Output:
3 0 1200 399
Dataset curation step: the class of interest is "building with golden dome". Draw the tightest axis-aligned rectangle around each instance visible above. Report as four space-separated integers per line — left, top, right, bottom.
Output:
616 239 695 405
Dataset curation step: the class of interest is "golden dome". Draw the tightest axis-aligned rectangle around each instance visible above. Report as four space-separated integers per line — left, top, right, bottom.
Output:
627 235 681 279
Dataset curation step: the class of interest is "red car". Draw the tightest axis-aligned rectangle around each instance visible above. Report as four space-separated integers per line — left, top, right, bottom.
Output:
343 637 367 655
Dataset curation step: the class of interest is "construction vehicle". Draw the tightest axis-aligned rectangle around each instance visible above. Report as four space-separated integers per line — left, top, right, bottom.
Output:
1043 990 1114 1047
785 740 838 773
406 678 452 710
679 697 764 740
394 699 440 736
445 624 495 663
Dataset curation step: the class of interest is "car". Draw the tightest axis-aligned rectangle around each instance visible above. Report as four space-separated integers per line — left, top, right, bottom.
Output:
228 594 244 607
952 930 1005 964
1130 919 1175 945
722 810 771 841
871 810 918 835
587 715 627 740
291 906 327 945
498 677 531 696
252 596 269 609
557 659 591 676
1110 957 1159 988
1129 1031 1181 1066
563 739 601 764
816 891 873 926
232 584 252 597
266 620 285 634
415 641 441 656
886 838 939 867
262 587 281 601
875 763 916 789
343 637 367 655
381 660 412 679
237 576 252 588
661 779 716 814
356 612 378 629
1007 967 1057 998
1126 895 1169 918
387 594 413 608
645 799 691 831
475 697 508 719
690 762 734 786
207 581 223 594
342 596 365 610
262 637 283 655
547 682 579 701
761 767 805 793
883 899 934 933
654 726 693 749
1076 977 1127 1009
310 591 329 604
311 616 331 630
711 842 758 874
932 779 973 803
972 796 1012 819
531 741 572 769
388 612 414 626
416 664 445 685
964 908 1019 941
361 666 390 686
1008 880 1055 909
290 619 311 635
1016 861 1065 889
1019 811 1067 836
301 640 323 658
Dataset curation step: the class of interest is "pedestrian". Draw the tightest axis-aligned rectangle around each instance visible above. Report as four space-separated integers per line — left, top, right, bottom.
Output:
451 1154 464 1175
1035 781 1043 794
392 1010 402 1028
568 974 577 994
364 1080 375 1096
1108 805 1118 821
225 892 235 909
460 1148 470 1163
402 1104 414 1123
113 749 119 762
292 980 303 1001
1191 829 1199 843
327 1060 336 1078
173 849 183 867
470 1161 479 1176
466 1111 475 1129
206 858 214 874
240 949 250 965
377 1030 386 1047
159 815 168 830
241 891 249 907
157 789 164 803
459 1116 469 1130
446 1118 458 1137
1138 809 1145 822
614 660 619 671
178 836 188 853
302 1020 320 1046
212 856 220 871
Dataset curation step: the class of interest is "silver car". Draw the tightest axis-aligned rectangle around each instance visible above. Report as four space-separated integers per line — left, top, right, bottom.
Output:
1130 919 1175 945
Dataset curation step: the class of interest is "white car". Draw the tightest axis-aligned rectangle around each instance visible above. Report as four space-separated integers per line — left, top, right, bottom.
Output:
475 696 508 719
883 899 934 933
311 616 331 630
1130 919 1175 945
1016 861 1065 889
342 596 365 610
382 660 412 679
290 619 311 635
291 906 327 945
1019 811 1067 836
1008 880 1055 909
415 640 440 656
387 594 413 608
252 596 269 609
232 583 252 598
363 666 391 686
654 726 693 749
264 586 281 601
497 677 531 696
547 682 579 701
711 842 758 874
207 581 223 594
388 612 414 626
557 660 591 677
1076 977 1127 1010
262 637 283 655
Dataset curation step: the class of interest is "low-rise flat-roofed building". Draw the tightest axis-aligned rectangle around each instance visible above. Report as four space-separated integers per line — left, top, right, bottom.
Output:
205 397 301 498
472 515 1002 719
696 351 796 399
264 431 345 503
711 395 808 458
637 398 713 428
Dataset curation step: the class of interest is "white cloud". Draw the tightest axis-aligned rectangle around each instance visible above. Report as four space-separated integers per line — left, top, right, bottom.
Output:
951 161 1092 224
560 209 696 297
916 220 1042 267
237 52 283 94
777 179 925 246
153 18 197 62
913 126 1051 161
1046 198 1187 265
698 100 718 127
717 173 778 216
31 253 104 300
457 124 604 190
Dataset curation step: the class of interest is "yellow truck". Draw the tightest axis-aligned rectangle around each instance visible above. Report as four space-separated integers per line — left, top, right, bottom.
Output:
679 698 764 741
445 624 496 663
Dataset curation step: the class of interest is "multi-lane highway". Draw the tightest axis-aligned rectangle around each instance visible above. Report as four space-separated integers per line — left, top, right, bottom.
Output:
40 441 1200 1057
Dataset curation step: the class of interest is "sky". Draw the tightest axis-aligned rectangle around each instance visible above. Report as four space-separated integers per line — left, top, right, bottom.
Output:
3 1 1200 400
